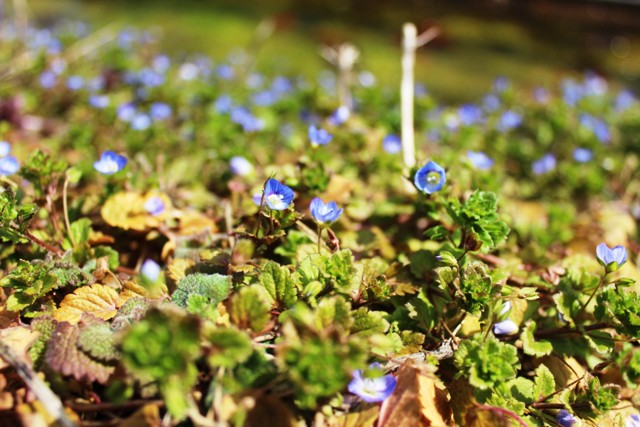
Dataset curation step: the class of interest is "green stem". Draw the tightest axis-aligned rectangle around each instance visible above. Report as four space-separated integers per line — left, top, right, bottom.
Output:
62 174 75 248
573 274 609 321
317 224 323 254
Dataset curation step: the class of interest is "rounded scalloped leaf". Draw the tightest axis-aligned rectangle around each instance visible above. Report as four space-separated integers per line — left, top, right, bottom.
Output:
77 321 119 361
101 191 172 231
53 284 118 325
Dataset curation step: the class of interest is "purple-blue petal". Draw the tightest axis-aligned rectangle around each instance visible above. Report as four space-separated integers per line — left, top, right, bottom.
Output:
414 161 446 194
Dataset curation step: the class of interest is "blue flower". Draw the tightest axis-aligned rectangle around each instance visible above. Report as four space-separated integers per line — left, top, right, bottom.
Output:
382 134 402 154
150 102 172 121
308 125 333 146
89 95 110 109
66 75 84 91
310 198 343 225
467 151 494 170
0 156 20 176
213 95 234 114
94 151 127 175
144 196 166 216
229 156 253 176
532 153 556 175
414 161 446 194
348 363 396 403
262 178 294 210
231 107 263 132
628 414 640 427
141 259 161 283
573 148 593 163
328 106 350 126
497 110 522 132
493 319 518 335
39 71 57 89
117 103 136 122
458 104 482 126
556 410 578 427
615 90 636 112
131 113 151 131
596 243 627 272
0 141 10 157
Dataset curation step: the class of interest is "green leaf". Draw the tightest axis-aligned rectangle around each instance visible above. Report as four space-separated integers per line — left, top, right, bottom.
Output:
405 288 437 332
454 334 520 390
460 261 493 314
533 364 556 400
351 308 389 337
172 273 231 314
206 327 254 368
507 377 535 404
77 321 119 361
583 330 614 355
520 321 553 357
315 296 353 332
259 261 298 309
229 285 272 333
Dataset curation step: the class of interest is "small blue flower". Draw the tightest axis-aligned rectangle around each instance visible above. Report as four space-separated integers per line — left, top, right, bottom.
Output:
216 64 234 80
348 363 396 403
66 75 84 91
493 319 518 335
262 178 294 210
382 134 402 154
615 90 636 112
532 153 556 175
328 105 350 126
229 156 253 176
308 125 333 146
0 156 20 176
39 71 57 89
94 151 127 175
497 110 522 132
150 102 172 121
131 113 151 131
89 95 110 109
231 107 263 132
310 198 343 225
458 104 482 126
467 151 494 170
596 242 627 272
141 259 161 283
628 414 640 427
0 141 10 157
482 94 501 111
532 87 549 104
117 103 136 122
556 409 578 427
213 95 234 114
144 196 166 216
573 147 593 163
414 161 446 194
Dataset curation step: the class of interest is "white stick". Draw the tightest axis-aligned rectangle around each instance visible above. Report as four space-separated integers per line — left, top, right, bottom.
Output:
401 23 417 170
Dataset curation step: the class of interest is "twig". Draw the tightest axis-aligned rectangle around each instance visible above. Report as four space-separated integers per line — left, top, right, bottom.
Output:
67 399 164 412
0 338 77 427
17 227 64 256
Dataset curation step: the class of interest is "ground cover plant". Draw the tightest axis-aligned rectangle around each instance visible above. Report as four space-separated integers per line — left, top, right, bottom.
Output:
0 19 640 427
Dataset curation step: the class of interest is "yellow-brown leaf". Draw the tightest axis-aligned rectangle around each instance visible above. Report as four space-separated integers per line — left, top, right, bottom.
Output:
53 284 118 324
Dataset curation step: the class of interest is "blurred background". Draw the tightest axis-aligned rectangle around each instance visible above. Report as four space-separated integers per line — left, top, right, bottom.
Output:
23 0 640 102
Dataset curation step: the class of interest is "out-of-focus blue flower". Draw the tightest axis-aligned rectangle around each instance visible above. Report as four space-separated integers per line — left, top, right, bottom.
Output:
141 259 161 283
310 198 343 224
561 78 583 106
596 242 627 272
580 114 610 144
0 141 10 157
467 151 494 170
216 64 234 80
382 134 402 154
117 103 137 122
231 107 263 132
308 125 333 146
328 105 350 126
262 178 294 210
482 94 501 111
150 102 172 121
229 156 253 176
144 196 166 216
497 110 522 132
246 73 265 89
532 87 549 104
131 113 151 131
414 161 446 194
271 76 293 94
89 95 110 109
178 63 199 81
532 153 556 175
415 83 428 98
252 90 277 107
573 147 593 163
252 192 263 206
348 363 396 403
94 151 127 175
615 90 636 112
0 156 20 176
39 71 57 89
87 76 105 92
458 104 482 126
556 410 578 427
493 77 510 92
213 95 233 114
152 54 171 74
138 68 164 87
493 319 518 335
627 414 640 427
583 73 607 97
66 75 84 91
358 71 376 87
